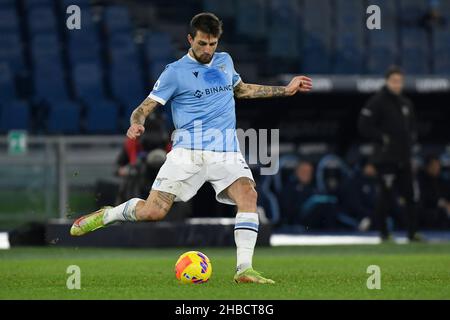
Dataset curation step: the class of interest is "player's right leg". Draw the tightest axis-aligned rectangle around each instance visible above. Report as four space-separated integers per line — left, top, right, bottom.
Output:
70 190 175 236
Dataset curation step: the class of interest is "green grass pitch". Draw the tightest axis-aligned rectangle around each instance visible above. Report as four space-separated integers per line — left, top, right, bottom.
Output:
0 244 449 299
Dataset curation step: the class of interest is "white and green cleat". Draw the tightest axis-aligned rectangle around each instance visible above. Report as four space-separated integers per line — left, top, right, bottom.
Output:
234 268 275 284
70 207 112 236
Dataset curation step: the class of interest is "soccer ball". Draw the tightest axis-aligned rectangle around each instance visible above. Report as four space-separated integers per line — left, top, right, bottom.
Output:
175 251 212 284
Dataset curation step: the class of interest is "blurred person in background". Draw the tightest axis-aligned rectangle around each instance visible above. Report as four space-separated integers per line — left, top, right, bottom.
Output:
358 66 421 242
338 159 377 232
417 155 450 229
116 113 169 203
280 161 316 228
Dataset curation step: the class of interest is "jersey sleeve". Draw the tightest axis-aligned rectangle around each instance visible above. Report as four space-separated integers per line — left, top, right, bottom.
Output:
228 54 242 87
148 65 177 105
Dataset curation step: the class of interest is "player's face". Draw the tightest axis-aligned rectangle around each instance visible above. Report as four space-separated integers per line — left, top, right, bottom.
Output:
188 31 218 64
386 73 404 95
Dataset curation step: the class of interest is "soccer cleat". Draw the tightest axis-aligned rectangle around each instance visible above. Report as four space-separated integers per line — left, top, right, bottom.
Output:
234 268 275 284
70 207 112 236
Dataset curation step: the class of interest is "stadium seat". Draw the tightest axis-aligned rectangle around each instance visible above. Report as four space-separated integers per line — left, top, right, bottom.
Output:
0 0 15 8
0 100 30 132
23 0 53 9
67 24 101 64
110 62 145 113
0 63 16 103
0 33 25 73
107 32 139 63
401 47 430 74
333 47 364 74
0 8 19 31
202 0 235 18
400 27 430 74
84 99 119 134
103 5 132 33
399 0 428 25
46 100 81 134
28 7 57 34
433 48 450 75
30 33 62 64
73 63 106 103
145 32 174 61
148 60 172 83
367 47 398 74
33 62 70 102
236 0 267 39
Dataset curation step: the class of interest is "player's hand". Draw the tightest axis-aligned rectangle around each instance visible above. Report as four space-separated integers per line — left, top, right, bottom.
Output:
286 76 313 95
127 124 145 140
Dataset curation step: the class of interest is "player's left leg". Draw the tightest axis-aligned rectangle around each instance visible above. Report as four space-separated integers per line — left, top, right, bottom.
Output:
225 177 275 284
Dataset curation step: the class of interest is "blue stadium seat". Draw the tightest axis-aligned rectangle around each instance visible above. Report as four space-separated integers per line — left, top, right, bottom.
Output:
433 48 450 75
303 0 332 33
23 0 53 9
0 0 15 8
333 47 364 74
400 27 430 74
30 33 62 64
108 33 138 63
28 7 57 34
33 63 70 102
301 49 331 74
401 47 430 74
399 0 428 25
73 62 105 103
268 0 300 58
0 100 30 132
301 32 331 73
367 47 398 74
0 33 25 73
368 30 398 51
103 6 132 33
46 100 81 134
145 32 173 61
148 60 171 83
67 18 101 64
0 8 19 31
110 62 145 113
85 99 119 134
202 0 235 18
268 31 300 59
236 0 267 39
367 28 399 74
0 63 16 103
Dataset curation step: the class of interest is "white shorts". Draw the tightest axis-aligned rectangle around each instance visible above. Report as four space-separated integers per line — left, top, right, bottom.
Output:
151 148 254 205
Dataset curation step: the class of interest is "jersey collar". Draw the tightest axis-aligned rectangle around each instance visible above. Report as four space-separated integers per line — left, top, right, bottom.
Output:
186 50 215 67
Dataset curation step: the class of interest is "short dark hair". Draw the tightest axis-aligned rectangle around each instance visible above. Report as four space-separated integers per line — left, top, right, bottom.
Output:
189 12 223 38
385 65 404 79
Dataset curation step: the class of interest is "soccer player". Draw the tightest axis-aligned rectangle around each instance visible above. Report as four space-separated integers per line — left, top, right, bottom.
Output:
70 12 312 284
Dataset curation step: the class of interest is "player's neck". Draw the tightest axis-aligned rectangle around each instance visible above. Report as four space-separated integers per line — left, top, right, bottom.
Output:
187 49 214 66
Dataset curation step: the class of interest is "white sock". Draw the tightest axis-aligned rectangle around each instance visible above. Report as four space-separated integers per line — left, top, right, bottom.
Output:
234 212 259 274
103 198 143 224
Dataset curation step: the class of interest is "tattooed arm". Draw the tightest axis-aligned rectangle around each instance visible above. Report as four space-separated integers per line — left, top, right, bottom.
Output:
233 75 313 99
127 97 159 140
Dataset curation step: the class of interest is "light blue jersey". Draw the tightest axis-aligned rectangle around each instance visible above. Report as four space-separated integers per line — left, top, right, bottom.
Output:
148 51 241 152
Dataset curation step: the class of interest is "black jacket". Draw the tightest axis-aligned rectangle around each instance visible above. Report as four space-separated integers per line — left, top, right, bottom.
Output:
358 86 417 165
